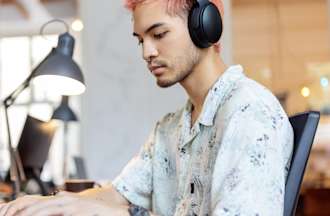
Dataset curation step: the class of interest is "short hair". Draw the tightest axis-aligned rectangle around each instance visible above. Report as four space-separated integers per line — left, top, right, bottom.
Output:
125 0 223 16
124 0 224 52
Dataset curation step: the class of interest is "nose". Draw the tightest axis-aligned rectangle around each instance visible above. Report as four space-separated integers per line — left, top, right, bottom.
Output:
142 40 158 62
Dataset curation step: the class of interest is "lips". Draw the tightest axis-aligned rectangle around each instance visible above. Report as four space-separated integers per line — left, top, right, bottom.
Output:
149 65 166 76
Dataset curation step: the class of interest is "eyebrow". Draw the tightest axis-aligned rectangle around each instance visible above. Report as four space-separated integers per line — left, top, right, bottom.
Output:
133 22 166 37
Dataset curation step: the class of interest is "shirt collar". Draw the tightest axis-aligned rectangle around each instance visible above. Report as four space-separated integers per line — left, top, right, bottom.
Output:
195 64 245 126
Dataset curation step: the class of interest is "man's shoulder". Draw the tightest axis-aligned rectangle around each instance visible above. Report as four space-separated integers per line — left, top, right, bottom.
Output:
225 77 282 111
216 76 288 126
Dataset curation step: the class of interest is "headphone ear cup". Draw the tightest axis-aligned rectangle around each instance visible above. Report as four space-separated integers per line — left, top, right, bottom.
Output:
188 1 223 48
202 3 223 44
188 4 204 47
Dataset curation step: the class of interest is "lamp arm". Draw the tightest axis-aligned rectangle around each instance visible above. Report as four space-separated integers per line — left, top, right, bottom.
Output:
3 106 23 199
3 76 32 108
3 48 54 108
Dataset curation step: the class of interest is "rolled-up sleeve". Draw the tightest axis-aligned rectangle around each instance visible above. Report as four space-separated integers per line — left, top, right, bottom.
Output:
112 124 158 210
212 107 294 216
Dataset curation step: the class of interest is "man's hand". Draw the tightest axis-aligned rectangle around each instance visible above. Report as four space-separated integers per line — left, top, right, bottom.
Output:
0 191 129 216
0 195 45 216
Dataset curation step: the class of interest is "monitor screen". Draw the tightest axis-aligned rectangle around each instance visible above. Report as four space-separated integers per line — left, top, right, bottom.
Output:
17 115 57 169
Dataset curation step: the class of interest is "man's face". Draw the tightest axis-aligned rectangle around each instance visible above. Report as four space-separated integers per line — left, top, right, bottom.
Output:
133 0 201 88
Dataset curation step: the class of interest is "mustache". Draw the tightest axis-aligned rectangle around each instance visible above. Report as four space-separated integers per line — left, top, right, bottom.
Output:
148 59 168 67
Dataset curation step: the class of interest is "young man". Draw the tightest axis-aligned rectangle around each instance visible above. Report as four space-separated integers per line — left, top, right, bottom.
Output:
0 0 293 215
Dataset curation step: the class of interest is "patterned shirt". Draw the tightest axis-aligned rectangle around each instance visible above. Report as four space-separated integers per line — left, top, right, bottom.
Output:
112 65 294 216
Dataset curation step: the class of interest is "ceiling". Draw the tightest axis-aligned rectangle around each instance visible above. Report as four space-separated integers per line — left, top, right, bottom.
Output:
0 0 78 36
0 0 78 21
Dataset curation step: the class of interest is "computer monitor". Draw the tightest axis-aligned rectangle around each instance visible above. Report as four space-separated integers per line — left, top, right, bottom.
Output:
17 115 57 169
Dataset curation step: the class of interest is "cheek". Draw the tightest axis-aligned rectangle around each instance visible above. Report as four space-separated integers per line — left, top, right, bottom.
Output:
161 36 193 63
158 27 196 70
163 27 192 51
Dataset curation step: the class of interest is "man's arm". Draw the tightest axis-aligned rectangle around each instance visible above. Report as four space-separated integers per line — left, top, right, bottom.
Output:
78 183 129 206
0 186 157 216
211 106 293 215
79 184 157 216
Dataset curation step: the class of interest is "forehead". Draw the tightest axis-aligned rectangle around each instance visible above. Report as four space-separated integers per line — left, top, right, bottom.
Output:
132 0 176 34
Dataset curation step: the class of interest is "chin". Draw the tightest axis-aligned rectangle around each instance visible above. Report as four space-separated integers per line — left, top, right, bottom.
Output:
156 78 177 88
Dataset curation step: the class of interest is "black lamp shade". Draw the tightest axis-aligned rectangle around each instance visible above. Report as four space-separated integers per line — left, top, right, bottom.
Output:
32 33 86 96
52 96 78 122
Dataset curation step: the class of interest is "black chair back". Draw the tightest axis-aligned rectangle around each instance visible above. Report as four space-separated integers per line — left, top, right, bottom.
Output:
284 111 320 216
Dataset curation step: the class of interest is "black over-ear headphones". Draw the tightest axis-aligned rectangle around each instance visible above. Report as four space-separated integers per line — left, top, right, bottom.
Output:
188 0 223 48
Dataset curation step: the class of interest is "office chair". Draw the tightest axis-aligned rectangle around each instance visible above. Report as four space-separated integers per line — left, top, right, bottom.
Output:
284 111 320 216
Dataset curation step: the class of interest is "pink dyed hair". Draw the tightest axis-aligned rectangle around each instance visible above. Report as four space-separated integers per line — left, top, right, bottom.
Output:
124 0 224 52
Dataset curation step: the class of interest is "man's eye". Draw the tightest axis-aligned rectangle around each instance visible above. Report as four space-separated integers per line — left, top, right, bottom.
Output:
154 31 168 39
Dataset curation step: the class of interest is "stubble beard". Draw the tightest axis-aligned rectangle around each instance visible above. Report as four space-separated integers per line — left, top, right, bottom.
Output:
156 45 201 88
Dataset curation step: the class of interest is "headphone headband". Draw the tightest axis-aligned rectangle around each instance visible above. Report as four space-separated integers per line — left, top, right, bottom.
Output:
196 0 209 7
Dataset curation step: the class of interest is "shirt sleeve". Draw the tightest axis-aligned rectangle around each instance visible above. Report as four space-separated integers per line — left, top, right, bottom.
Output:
112 124 158 210
211 106 294 216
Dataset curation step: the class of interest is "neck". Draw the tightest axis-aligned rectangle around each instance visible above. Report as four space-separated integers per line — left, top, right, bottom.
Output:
180 49 227 114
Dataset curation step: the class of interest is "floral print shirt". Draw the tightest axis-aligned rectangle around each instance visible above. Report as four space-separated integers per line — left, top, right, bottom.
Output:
112 65 294 216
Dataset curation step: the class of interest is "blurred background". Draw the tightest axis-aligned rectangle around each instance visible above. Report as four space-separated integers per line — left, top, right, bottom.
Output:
1 0 330 214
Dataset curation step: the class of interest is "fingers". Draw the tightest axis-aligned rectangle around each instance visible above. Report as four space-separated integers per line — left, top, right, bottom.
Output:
0 203 10 216
0 202 7 211
0 195 43 216
0 192 106 216
17 194 77 216
18 205 74 216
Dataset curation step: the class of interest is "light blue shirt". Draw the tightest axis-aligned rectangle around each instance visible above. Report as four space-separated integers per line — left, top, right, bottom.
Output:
113 65 294 215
